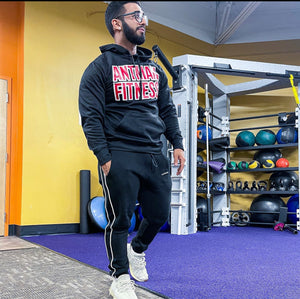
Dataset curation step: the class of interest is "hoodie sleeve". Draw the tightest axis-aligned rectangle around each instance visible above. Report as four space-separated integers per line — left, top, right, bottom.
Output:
157 66 184 151
78 61 112 165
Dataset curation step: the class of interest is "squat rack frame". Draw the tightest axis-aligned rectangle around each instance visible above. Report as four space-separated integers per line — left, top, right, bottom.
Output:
169 54 300 235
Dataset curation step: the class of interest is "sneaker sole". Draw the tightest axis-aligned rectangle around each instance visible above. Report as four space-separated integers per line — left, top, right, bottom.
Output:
129 264 148 282
109 285 138 299
109 289 115 298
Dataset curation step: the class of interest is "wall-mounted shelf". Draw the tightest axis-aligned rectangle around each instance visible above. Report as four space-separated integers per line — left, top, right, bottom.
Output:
227 143 298 152
227 167 298 173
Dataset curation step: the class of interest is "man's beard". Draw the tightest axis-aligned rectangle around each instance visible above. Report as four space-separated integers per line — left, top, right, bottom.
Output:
122 21 145 45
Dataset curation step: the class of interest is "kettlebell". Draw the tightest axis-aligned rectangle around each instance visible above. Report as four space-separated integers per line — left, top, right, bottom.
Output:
228 181 234 191
251 181 258 191
269 181 276 191
289 184 298 191
236 181 243 191
258 180 268 191
243 181 250 191
289 179 298 191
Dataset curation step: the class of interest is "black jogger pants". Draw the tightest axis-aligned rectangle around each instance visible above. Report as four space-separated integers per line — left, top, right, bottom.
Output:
99 150 172 278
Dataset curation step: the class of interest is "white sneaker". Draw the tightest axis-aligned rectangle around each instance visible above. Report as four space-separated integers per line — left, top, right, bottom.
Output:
109 274 138 299
127 243 149 282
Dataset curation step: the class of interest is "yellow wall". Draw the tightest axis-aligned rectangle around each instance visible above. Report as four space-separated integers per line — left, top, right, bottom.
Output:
22 1 300 225
21 1 211 225
22 2 110 225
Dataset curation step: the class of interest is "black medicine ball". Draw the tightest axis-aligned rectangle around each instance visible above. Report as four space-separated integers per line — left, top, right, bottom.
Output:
250 195 286 224
253 149 282 165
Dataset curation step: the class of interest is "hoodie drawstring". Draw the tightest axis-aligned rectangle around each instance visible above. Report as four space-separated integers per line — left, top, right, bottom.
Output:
131 55 142 101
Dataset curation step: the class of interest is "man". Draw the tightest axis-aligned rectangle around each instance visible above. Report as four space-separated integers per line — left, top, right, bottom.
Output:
79 1 185 298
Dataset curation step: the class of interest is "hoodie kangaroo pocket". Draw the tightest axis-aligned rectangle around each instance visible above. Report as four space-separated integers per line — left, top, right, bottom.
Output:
116 111 165 141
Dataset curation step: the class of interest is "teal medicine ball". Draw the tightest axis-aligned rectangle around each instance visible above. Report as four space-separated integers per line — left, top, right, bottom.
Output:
255 129 276 145
236 131 255 147
238 161 249 170
227 161 237 170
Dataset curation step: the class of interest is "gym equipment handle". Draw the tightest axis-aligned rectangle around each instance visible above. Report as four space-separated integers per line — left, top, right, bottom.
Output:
152 45 178 80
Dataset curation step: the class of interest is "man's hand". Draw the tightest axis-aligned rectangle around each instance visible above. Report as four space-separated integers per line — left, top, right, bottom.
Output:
101 160 111 176
173 148 185 175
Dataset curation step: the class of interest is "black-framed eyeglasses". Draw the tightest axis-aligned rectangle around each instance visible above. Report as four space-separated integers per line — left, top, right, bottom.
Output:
116 10 148 25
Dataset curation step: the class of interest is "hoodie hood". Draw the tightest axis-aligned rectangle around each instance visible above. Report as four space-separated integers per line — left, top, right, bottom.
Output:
99 44 153 62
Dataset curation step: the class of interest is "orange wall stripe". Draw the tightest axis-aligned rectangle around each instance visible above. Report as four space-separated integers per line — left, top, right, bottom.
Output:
3 76 12 236
0 1 24 235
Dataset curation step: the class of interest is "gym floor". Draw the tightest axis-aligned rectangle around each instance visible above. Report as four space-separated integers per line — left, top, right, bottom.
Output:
0 236 166 299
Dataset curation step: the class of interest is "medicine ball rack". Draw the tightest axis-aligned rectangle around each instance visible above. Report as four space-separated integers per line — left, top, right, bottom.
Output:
169 53 300 235
225 114 299 230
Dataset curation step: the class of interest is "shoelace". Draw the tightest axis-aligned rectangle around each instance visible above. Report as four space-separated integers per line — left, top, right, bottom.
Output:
119 279 135 292
133 254 146 267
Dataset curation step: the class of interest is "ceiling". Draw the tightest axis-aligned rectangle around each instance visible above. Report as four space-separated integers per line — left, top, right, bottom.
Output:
140 1 300 45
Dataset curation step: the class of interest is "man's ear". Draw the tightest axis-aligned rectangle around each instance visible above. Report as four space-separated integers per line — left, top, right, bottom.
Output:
112 19 122 31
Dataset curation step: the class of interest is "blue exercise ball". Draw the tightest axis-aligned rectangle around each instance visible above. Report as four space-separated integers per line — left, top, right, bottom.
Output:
128 213 136 233
287 194 299 224
197 125 212 141
276 127 298 144
88 196 107 230
88 196 136 233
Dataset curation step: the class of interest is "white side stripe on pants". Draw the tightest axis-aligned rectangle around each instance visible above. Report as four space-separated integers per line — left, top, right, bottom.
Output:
99 166 117 277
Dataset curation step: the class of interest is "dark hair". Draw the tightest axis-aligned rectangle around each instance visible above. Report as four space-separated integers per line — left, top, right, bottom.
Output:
105 1 141 37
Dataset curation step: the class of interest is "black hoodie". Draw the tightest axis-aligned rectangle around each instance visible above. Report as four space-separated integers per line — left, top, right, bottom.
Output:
79 44 184 166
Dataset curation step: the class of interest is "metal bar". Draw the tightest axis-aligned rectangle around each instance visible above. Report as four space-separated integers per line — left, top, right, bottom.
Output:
212 210 298 216
230 112 294 122
209 124 222 131
211 221 222 225
198 120 221 132
205 84 212 229
230 210 297 215
210 112 223 122
173 55 300 82
230 221 274 225
211 210 222 214
230 210 281 214
230 222 298 227
186 84 193 228
198 107 223 123
230 124 292 132
229 190 297 196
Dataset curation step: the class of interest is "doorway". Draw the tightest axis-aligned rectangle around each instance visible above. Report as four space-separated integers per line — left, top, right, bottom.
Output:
0 78 8 236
